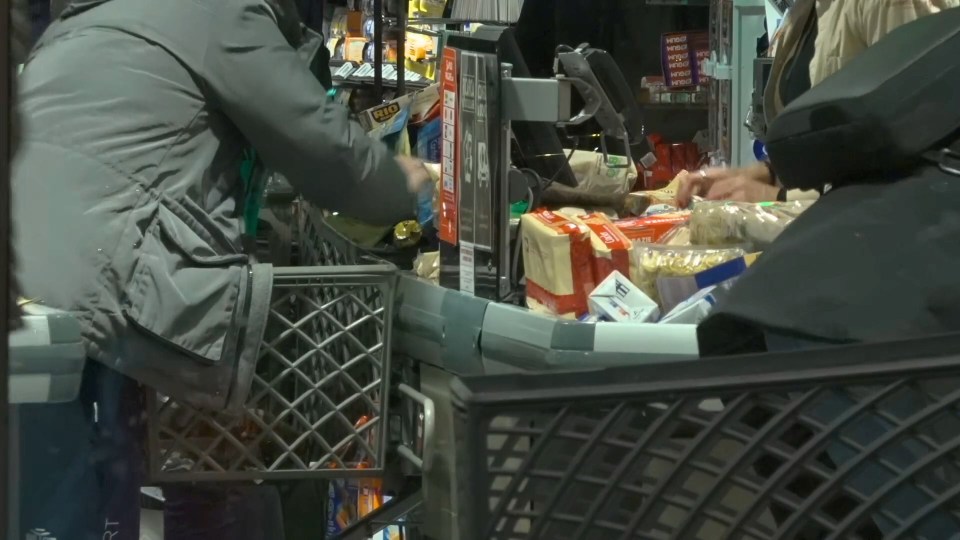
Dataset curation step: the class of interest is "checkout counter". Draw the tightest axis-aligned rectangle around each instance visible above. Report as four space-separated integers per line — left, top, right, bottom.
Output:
7 304 86 540
391 275 699 539
369 27 703 539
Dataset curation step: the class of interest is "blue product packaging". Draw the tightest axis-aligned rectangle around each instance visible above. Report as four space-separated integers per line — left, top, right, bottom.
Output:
415 117 442 162
417 181 435 227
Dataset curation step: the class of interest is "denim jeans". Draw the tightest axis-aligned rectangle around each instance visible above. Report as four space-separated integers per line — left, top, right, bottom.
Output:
765 332 960 537
18 361 145 540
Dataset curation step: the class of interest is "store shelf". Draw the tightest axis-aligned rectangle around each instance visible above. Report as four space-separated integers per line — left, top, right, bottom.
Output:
330 59 433 91
646 0 710 5
335 77 432 91
644 102 709 110
408 17 509 25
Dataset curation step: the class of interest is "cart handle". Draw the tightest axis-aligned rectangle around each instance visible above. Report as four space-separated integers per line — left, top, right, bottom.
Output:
396 383 435 472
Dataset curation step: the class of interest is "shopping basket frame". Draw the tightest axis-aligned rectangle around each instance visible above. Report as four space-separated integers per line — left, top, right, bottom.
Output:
147 264 400 482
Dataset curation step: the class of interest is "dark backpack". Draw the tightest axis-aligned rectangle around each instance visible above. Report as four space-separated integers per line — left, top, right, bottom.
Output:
765 7 960 191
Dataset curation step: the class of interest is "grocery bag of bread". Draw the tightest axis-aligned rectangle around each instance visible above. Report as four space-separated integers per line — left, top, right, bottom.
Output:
575 213 638 284
569 151 637 197
622 170 688 216
521 210 595 318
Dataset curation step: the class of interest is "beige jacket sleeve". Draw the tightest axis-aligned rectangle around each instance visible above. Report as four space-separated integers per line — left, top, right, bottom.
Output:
811 0 960 85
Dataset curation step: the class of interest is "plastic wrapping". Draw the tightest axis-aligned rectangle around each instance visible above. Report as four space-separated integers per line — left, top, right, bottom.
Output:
658 223 692 246
415 251 439 283
569 151 637 197
634 245 745 304
614 212 690 245
689 200 813 251
622 171 686 216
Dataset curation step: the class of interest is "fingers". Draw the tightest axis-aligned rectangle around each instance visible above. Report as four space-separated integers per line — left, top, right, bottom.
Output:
700 167 734 182
676 167 739 207
705 177 740 201
676 170 709 208
705 177 780 202
396 156 431 193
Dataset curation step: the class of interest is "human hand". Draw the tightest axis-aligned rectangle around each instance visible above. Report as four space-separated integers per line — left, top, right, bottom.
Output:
395 155 431 193
676 162 776 207
703 176 781 203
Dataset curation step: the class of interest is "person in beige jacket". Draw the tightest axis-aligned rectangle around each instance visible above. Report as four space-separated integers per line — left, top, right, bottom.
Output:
678 0 959 205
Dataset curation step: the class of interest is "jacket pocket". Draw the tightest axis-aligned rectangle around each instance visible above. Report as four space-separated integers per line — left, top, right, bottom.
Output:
123 203 250 365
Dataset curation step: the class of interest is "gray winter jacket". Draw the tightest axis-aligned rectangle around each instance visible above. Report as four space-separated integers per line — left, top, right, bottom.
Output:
13 0 412 410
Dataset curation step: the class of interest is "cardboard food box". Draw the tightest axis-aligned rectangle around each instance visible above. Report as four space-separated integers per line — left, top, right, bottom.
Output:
615 212 690 245
588 271 660 323
576 213 637 284
521 210 595 318
358 83 440 132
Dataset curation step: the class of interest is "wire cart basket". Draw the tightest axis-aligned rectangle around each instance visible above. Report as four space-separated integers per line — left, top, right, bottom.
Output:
452 333 960 540
146 192 431 539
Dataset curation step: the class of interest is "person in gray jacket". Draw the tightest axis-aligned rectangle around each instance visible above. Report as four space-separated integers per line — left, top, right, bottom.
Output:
12 0 426 538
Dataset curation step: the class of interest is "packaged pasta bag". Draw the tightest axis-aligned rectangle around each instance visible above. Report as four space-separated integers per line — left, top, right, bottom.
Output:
689 200 814 251
634 244 746 305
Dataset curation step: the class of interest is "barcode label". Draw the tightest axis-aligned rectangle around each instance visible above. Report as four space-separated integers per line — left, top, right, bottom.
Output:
460 242 476 295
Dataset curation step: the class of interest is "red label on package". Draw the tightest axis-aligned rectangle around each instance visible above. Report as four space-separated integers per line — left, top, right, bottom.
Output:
582 214 631 251
532 210 582 236
440 47 459 245
661 31 709 88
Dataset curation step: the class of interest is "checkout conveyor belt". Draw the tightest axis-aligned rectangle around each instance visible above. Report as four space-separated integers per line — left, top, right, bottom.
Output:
392 273 700 375
390 274 700 540
9 303 85 404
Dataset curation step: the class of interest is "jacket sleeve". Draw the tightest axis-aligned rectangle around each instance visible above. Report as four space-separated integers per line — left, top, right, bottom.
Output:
203 0 414 226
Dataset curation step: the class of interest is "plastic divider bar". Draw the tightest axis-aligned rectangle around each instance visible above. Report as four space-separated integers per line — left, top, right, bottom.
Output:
392 274 699 379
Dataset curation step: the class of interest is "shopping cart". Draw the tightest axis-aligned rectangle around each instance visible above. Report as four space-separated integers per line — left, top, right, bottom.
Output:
146 193 432 539
452 333 960 540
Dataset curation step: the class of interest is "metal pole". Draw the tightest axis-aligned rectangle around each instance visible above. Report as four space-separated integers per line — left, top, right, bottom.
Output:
0 0 14 530
397 0 406 94
374 0 384 100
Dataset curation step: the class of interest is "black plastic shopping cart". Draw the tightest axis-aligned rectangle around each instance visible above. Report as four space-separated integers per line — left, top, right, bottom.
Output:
453 333 960 540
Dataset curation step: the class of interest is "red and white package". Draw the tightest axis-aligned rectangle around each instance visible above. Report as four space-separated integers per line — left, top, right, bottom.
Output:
520 210 595 318
576 213 636 285
615 212 691 245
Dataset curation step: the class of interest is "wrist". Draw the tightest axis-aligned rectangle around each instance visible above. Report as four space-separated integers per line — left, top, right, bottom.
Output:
759 161 777 186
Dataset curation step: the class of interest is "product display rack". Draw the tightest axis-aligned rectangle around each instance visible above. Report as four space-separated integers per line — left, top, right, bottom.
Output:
329 0 418 101
704 0 766 166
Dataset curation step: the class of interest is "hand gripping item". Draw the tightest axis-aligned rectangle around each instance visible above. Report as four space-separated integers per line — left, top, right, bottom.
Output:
765 8 960 191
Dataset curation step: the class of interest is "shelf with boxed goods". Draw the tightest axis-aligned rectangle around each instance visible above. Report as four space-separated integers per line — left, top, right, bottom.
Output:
646 0 710 5
331 60 433 91
327 0 417 98
449 0 524 23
